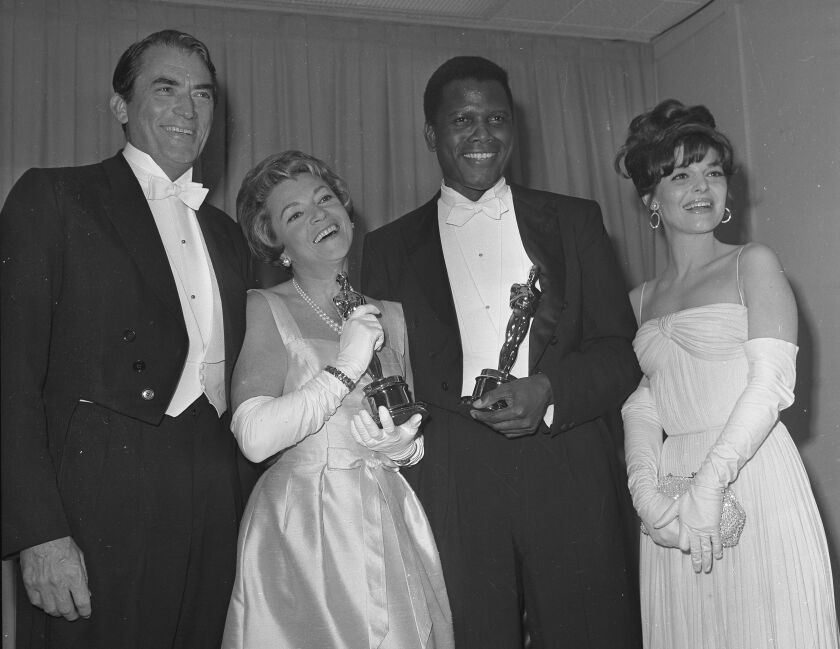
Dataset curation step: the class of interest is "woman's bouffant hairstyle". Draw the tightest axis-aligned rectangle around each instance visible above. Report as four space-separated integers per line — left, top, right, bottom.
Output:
237 150 353 267
614 99 735 198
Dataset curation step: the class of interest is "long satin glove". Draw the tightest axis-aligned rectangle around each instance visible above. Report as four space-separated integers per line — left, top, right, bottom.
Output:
231 370 352 463
333 304 384 382
656 337 797 572
350 407 425 467
622 381 680 548
659 481 724 573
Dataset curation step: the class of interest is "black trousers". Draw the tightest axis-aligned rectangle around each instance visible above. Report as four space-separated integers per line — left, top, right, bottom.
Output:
403 406 642 649
16 396 245 649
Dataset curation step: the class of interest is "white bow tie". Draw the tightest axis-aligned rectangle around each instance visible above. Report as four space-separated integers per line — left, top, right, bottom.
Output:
147 176 209 211
446 196 507 227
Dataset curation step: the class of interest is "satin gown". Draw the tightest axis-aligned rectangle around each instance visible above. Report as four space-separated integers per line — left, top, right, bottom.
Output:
222 290 453 649
635 303 839 648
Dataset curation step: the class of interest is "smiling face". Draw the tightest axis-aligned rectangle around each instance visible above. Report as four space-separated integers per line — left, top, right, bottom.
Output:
424 78 515 202
110 44 214 180
649 148 728 235
267 173 353 273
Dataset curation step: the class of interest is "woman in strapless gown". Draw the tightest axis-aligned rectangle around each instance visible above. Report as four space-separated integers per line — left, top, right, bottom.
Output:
221 151 453 649
615 100 839 648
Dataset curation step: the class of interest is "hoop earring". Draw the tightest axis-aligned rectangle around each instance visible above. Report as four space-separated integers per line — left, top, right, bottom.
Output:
721 207 733 224
280 255 292 268
649 203 661 230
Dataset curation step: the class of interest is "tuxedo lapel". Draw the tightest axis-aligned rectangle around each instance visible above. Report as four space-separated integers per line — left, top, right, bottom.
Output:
402 195 458 329
403 188 567 374
100 153 182 319
511 185 567 370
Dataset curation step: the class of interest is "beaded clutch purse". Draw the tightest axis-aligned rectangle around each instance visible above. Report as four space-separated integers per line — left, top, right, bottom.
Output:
641 473 747 547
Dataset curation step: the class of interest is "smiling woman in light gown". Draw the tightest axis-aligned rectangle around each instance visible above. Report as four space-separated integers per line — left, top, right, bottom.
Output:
615 100 839 649
221 150 453 649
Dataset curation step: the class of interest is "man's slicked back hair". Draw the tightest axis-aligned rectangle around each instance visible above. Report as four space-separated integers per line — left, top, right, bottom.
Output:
112 29 218 105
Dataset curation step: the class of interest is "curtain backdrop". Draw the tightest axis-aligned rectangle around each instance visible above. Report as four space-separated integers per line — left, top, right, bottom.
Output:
1 0 660 283
1 0 657 643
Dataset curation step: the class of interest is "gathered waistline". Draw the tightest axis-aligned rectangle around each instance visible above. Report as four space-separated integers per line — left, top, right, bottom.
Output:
664 425 724 438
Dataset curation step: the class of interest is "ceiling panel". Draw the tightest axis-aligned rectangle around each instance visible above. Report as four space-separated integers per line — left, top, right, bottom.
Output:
563 0 663 30
493 0 584 22
633 1 705 35
152 0 712 42
283 0 501 17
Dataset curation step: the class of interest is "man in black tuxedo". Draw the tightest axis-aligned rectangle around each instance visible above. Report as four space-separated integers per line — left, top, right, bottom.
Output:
1 30 256 648
362 56 642 648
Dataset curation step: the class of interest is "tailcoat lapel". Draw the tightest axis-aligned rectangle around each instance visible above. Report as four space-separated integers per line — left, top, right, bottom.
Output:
510 185 567 370
100 153 183 319
195 206 245 377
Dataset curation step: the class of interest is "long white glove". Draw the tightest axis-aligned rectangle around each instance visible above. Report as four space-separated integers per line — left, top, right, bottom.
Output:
350 407 424 466
232 370 351 463
622 380 680 548
333 304 384 382
656 337 797 572
694 337 796 487
232 304 387 463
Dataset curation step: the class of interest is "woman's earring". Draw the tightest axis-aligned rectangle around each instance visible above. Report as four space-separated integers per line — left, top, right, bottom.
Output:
280 255 292 268
721 207 733 224
649 202 661 230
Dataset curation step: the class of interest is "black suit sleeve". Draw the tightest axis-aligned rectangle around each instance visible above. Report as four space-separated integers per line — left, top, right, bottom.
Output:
543 204 641 433
1 169 72 556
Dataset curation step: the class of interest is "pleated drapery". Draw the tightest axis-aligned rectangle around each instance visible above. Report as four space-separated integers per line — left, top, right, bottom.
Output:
1 0 660 285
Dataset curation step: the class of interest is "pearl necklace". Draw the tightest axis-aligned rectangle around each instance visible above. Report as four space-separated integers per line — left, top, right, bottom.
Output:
292 278 343 334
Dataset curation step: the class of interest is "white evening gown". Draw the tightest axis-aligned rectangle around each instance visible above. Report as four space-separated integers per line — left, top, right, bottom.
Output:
222 290 453 649
635 303 838 649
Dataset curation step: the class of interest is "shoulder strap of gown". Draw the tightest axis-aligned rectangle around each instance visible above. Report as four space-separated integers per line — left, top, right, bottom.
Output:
373 299 405 356
638 281 648 323
249 288 302 346
735 246 746 306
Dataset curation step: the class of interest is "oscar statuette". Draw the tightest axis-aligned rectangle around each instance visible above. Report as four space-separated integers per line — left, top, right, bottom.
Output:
468 264 541 410
333 273 429 426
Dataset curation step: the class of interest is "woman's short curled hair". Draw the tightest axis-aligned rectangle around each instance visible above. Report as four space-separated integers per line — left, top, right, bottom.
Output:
614 99 735 198
237 150 353 266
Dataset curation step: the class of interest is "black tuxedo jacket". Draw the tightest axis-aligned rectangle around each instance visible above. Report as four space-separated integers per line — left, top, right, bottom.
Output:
361 183 640 434
0 152 253 556
361 183 643 646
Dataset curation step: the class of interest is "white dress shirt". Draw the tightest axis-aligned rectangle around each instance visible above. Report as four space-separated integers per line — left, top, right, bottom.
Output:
122 144 227 416
437 178 553 425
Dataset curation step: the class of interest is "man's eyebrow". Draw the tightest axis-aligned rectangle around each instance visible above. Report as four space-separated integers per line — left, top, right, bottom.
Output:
151 75 180 86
